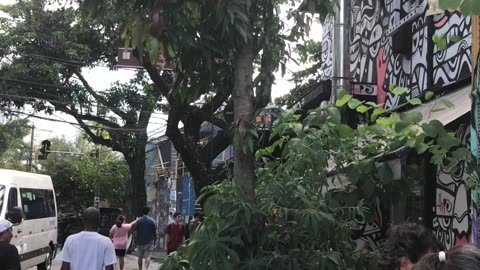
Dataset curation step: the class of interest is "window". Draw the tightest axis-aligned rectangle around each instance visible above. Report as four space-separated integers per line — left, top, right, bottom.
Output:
20 189 56 220
7 188 18 210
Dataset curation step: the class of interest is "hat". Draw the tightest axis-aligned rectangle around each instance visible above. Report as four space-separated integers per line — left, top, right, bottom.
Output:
0 219 13 234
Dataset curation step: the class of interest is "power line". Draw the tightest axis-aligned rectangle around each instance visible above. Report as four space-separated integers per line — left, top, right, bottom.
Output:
0 109 148 132
0 83 169 117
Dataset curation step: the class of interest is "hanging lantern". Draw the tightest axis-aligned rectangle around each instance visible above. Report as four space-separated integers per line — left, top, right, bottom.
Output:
426 0 443 16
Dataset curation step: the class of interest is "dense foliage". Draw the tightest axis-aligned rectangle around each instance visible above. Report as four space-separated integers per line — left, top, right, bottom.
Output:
39 137 129 213
159 91 471 269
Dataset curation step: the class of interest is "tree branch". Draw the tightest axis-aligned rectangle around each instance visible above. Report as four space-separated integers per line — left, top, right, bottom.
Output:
143 59 172 100
200 128 233 163
73 70 130 120
54 104 122 129
188 106 229 129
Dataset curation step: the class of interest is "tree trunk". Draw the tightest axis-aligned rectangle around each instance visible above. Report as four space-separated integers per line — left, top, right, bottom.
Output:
233 46 256 201
126 136 148 217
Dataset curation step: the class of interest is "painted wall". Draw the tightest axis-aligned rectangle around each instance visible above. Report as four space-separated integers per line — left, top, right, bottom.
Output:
432 123 472 249
322 0 472 109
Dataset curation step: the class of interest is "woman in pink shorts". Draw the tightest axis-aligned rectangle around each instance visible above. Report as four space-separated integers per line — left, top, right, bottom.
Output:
109 215 138 270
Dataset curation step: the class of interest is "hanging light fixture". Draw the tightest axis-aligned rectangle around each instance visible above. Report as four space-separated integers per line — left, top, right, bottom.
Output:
426 0 444 16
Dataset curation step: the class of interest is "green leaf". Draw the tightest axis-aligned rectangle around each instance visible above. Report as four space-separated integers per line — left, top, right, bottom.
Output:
425 91 434 101
377 163 393 185
440 99 454 109
452 147 470 161
408 98 422 106
327 106 341 124
356 105 369 113
437 35 448 51
146 36 160 64
449 35 462 43
422 120 445 138
370 108 385 122
347 98 362 109
395 121 411 133
392 87 407 96
437 134 460 150
400 111 422 124
335 94 352 107
337 124 354 139
389 84 396 92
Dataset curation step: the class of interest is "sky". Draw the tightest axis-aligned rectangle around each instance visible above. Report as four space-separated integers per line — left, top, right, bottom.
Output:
0 0 323 146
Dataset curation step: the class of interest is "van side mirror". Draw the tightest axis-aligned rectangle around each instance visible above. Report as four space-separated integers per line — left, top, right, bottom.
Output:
6 207 23 225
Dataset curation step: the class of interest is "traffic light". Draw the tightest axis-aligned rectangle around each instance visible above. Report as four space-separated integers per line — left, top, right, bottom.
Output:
38 140 51 160
90 149 99 160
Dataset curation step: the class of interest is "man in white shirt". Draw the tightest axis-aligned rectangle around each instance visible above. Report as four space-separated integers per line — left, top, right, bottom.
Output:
60 207 116 270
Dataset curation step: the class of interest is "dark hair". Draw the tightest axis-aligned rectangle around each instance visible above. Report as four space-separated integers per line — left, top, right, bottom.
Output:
173 212 181 218
378 223 441 270
82 207 100 227
194 212 200 219
116 215 125 228
142 206 151 215
413 245 480 270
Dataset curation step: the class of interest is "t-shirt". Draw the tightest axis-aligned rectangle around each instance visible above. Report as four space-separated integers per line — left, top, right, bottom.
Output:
164 223 185 251
135 216 157 246
61 231 116 270
109 224 132 250
0 242 21 270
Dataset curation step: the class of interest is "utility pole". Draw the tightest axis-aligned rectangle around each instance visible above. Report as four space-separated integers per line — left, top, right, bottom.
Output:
26 125 34 172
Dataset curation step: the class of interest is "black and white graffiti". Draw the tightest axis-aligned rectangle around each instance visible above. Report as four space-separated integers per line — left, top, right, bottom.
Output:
432 124 472 250
432 11 472 87
320 0 472 109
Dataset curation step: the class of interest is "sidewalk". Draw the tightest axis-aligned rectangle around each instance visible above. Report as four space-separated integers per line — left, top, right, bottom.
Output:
121 254 162 269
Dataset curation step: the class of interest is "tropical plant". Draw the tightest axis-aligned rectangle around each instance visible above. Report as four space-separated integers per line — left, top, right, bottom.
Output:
159 92 471 269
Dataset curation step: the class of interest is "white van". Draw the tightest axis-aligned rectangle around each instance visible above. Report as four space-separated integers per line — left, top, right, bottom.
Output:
0 169 57 270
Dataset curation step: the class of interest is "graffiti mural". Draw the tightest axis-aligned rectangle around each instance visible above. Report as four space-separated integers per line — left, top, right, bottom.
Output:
320 15 334 81
352 202 384 250
432 12 472 87
318 0 473 109
432 124 472 250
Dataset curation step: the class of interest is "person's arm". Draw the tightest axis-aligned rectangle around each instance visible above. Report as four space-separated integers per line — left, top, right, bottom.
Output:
182 225 186 243
109 226 115 240
104 239 117 270
7 245 21 270
60 262 71 270
164 224 170 251
152 221 157 245
128 216 139 226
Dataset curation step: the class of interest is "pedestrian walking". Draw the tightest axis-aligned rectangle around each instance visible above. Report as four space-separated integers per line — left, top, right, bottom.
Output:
60 207 116 270
164 212 185 255
187 212 201 239
0 219 21 270
378 223 441 270
135 206 157 270
109 215 138 270
413 244 480 270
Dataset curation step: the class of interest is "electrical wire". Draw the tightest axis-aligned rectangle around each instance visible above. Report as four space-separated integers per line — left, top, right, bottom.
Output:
1 109 148 132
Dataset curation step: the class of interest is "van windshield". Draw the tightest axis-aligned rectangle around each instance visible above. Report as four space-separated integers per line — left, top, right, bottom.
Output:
0 185 5 216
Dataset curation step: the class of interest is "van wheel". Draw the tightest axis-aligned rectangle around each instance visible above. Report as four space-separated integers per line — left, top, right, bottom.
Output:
37 248 52 270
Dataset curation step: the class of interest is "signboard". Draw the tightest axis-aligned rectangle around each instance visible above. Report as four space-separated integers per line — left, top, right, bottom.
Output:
117 48 173 70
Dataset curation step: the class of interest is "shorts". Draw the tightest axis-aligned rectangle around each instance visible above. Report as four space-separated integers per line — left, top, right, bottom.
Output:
137 243 154 258
115 249 126 257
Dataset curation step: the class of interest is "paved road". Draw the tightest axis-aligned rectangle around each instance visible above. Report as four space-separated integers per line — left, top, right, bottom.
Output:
27 251 161 270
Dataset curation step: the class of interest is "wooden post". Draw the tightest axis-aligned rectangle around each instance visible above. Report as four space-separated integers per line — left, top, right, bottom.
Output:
472 16 480 87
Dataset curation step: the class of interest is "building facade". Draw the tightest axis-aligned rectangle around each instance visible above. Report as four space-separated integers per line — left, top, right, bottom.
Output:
319 0 475 249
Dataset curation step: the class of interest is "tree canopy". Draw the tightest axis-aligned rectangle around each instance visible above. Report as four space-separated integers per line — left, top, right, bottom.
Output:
39 136 129 213
0 0 335 212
